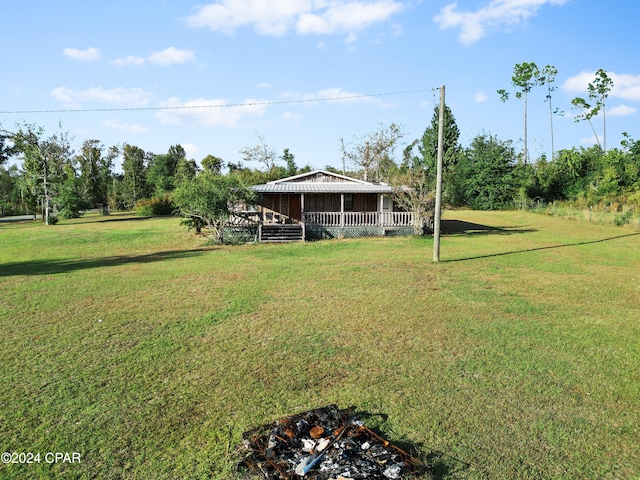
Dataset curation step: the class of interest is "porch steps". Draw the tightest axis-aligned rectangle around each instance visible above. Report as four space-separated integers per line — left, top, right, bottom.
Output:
260 224 304 242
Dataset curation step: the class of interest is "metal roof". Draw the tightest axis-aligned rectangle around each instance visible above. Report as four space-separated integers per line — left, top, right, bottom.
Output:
253 170 395 194
266 169 370 185
253 182 394 194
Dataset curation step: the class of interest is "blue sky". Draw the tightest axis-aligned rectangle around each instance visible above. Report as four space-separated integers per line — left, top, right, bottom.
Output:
2 0 639 172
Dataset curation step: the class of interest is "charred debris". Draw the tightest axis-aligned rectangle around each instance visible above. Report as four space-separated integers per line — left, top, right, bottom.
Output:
238 405 424 480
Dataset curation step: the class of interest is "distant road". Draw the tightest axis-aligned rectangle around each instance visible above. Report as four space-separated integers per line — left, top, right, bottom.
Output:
0 215 40 223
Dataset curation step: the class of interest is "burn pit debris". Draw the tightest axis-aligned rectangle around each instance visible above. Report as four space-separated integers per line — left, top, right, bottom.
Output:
237 405 424 479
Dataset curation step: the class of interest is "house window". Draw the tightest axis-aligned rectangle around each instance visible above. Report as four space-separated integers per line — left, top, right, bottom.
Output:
344 194 353 211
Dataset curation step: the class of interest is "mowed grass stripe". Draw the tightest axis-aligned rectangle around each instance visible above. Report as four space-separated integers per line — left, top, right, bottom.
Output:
0 210 638 479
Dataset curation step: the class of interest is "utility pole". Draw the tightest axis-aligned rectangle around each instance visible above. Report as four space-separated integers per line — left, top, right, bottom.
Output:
433 85 445 262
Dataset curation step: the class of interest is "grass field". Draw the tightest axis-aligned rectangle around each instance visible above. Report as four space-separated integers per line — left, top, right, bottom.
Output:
1 210 639 479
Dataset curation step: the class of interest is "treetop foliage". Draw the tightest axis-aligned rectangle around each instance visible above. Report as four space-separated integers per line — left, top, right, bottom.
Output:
1 71 638 222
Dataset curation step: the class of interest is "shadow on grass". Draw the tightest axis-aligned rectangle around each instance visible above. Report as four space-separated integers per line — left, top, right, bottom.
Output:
442 219 537 236
60 215 158 226
356 410 472 480
445 231 640 263
424 450 473 479
0 248 212 277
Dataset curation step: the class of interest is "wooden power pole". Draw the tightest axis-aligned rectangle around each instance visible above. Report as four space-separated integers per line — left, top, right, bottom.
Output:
433 85 445 262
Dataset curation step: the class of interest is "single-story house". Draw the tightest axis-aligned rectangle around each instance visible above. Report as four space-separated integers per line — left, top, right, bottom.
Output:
231 170 428 242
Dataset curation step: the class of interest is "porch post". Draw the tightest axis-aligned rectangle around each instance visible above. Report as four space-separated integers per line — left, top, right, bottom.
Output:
300 193 305 240
340 193 345 227
379 194 384 226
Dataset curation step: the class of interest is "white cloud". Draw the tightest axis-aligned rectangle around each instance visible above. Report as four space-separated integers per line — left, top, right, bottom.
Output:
475 91 489 103
608 105 637 117
434 0 568 45
103 120 150 133
283 111 302 125
155 97 267 126
296 1 404 35
111 55 146 67
613 73 640 101
51 86 153 107
63 47 101 62
580 135 600 146
184 0 404 37
563 70 640 101
181 143 200 158
111 47 196 67
148 47 196 66
562 70 593 94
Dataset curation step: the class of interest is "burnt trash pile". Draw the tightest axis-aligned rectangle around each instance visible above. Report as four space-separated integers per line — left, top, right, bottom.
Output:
238 405 424 480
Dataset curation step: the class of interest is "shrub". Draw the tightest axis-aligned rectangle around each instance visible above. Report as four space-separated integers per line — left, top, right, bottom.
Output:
135 195 175 216
614 210 633 226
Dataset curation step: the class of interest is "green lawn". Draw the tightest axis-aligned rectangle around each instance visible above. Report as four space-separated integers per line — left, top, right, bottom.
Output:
1 211 638 479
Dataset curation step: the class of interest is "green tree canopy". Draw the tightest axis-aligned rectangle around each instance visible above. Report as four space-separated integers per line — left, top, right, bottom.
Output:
173 173 256 244
201 155 224 175
457 133 517 210
121 144 148 208
146 144 186 196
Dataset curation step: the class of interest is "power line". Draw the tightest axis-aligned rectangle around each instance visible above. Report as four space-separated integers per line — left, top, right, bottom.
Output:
0 88 436 115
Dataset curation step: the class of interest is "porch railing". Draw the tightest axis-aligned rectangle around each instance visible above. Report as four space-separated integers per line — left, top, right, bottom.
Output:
231 210 415 227
303 211 414 227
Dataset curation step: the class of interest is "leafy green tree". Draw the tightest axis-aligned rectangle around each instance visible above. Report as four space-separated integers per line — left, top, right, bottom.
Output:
201 154 224 175
498 62 541 163
121 144 147 209
588 69 614 153
621 133 640 191
457 133 517 210
552 146 600 200
173 173 256 244
571 69 614 152
146 144 186 196
571 97 601 148
174 158 198 186
411 104 461 200
13 124 72 224
0 131 17 165
13 125 45 219
0 165 14 215
75 139 114 209
282 148 297 177
57 163 85 219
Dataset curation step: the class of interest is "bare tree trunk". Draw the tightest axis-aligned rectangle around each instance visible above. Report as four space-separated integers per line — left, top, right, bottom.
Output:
523 90 528 164
43 164 49 225
548 86 555 160
603 106 607 153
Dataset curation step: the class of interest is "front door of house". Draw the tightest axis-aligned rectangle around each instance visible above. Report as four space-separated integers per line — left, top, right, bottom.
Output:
382 195 393 212
289 195 302 222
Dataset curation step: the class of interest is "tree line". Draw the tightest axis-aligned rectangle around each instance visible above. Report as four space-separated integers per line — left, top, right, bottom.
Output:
0 125 312 220
1 60 638 233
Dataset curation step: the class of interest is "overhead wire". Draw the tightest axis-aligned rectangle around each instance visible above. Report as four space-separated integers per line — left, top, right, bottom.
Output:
0 88 438 115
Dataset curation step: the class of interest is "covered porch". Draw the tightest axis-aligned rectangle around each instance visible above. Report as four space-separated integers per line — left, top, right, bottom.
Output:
256 192 411 226
234 170 419 241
